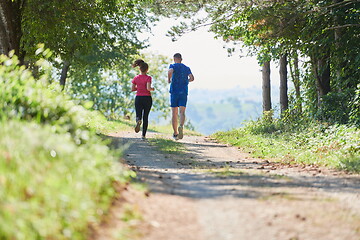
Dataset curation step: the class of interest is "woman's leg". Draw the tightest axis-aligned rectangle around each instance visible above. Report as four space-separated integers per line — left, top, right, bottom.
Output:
142 96 153 137
135 96 143 122
134 96 143 133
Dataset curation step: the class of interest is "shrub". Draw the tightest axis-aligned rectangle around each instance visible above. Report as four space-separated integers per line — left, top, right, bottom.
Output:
243 110 280 134
0 120 129 239
0 51 134 239
0 52 93 144
213 117 360 172
317 90 353 124
349 84 360 127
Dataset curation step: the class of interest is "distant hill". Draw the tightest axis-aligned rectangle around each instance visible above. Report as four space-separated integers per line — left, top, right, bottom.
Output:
186 86 263 135
151 85 280 136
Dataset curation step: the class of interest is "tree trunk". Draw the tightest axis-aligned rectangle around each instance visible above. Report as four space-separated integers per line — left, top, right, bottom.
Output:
60 61 70 89
311 52 331 106
316 55 331 104
289 52 302 113
262 61 272 112
279 54 288 116
333 0 350 90
0 0 24 62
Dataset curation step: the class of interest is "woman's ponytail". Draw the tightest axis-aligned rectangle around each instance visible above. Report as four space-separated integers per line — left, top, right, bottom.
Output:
132 59 145 68
132 59 148 73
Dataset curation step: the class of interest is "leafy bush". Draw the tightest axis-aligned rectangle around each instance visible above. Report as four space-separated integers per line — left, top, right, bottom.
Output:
349 84 360 127
0 51 134 239
0 121 128 239
242 110 310 135
0 51 93 143
213 117 360 173
243 110 280 134
317 90 353 124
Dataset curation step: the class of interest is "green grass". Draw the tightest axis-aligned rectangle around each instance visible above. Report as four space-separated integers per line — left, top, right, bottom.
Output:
207 167 247 177
149 124 202 136
0 53 136 239
0 120 130 239
212 122 360 173
147 137 187 155
87 114 134 134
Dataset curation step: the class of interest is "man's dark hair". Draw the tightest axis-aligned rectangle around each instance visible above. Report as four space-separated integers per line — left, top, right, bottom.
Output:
173 53 182 59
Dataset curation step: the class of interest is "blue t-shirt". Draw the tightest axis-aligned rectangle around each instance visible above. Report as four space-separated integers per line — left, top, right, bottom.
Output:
169 63 192 95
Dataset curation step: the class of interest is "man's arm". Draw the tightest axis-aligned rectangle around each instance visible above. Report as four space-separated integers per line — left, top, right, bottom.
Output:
188 73 194 82
168 68 174 83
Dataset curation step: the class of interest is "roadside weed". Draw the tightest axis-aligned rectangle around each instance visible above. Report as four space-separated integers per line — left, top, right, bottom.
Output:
213 120 360 173
147 137 187 155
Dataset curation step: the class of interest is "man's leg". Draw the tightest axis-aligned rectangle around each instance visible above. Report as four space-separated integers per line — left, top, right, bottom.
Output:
179 106 186 127
177 106 186 139
171 107 179 136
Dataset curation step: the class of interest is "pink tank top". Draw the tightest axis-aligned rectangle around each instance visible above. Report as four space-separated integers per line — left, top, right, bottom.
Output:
132 74 152 96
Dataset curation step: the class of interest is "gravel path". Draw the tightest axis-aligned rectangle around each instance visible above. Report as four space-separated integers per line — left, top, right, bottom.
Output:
106 130 360 240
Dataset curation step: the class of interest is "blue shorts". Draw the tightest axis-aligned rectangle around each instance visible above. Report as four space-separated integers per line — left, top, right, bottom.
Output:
170 94 188 107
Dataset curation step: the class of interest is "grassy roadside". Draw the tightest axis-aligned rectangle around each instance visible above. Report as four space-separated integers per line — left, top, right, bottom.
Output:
0 120 131 239
0 53 135 239
149 124 202 137
212 119 360 173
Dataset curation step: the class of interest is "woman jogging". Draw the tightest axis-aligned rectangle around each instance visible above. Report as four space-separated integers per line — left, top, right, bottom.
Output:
132 59 154 139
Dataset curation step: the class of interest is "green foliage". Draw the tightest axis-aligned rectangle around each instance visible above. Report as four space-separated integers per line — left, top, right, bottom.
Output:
317 90 353 124
67 52 170 121
213 117 360 173
21 0 152 69
148 137 187 155
0 53 134 239
0 52 95 143
349 84 360 127
157 0 360 126
143 52 171 117
67 63 135 119
0 121 126 240
244 111 280 135
87 114 135 134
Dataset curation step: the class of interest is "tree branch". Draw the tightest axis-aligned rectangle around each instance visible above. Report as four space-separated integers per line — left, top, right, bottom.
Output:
326 23 360 30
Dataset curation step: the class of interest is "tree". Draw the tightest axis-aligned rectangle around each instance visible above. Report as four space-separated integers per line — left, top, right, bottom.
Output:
0 1 23 60
262 61 272 112
1 0 153 87
67 52 170 120
288 50 302 113
156 0 360 124
279 54 288 115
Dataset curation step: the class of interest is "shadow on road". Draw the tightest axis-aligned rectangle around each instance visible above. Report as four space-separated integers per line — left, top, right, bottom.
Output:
107 134 360 201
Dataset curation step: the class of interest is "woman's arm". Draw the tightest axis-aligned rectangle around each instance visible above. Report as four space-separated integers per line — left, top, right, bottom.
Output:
131 83 137 91
147 82 155 91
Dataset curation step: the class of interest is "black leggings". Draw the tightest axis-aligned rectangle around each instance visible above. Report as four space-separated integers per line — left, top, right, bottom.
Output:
135 96 152 136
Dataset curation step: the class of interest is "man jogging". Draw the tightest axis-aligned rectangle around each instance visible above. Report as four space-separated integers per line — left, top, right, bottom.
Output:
168 53 194 140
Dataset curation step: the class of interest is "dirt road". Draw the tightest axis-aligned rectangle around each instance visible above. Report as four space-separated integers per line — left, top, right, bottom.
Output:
106 131 360 240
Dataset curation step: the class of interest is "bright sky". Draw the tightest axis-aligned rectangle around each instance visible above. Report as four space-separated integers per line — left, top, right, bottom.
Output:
141 18 279 90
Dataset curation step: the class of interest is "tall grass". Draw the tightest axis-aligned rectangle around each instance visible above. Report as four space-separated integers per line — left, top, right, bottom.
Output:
212 112 360 172
0 51 134 239
0 121 127 239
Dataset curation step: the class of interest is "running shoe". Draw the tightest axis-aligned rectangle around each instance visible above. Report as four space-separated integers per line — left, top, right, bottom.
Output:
173 134 179 140
178 125 184 139
135 120 142 133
